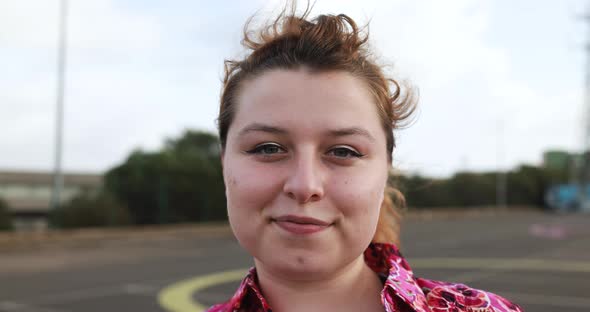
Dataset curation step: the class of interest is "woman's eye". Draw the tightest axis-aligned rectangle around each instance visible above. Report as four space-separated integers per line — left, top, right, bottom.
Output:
329 147 363 158
247 143 285 155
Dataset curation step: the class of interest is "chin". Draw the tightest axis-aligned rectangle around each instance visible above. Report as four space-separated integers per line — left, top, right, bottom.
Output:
273 257 332 280
257 244 338 279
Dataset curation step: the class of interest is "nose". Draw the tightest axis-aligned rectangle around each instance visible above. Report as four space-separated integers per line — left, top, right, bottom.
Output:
283 153 325 204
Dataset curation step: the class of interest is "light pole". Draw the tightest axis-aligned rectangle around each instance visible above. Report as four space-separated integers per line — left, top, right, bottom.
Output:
496 118 507 210
50 0 68 212
573 6 590 212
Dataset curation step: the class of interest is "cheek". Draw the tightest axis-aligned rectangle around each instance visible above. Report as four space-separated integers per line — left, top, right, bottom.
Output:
223 158 284 212
224 158 285 251
330 169 386 223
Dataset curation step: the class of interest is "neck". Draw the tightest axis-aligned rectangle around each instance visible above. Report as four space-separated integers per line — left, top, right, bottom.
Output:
255 255 383 312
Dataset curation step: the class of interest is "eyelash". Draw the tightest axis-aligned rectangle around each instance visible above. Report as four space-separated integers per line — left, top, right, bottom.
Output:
245 143 364 159
246 143 286 155
328 146 364 158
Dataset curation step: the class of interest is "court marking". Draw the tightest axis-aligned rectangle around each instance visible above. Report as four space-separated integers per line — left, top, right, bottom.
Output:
0 279 174 312
158 269 247 312
409 257 590 273
499 291 590 309
157 258 590 312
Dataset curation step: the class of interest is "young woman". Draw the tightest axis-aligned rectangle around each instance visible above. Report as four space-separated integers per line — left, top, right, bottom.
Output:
209 5 523 312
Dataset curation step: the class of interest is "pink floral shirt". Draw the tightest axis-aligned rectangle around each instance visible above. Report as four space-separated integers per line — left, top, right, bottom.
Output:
206 243 523 312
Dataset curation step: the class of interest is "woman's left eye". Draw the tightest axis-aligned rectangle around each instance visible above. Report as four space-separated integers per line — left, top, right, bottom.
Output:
328 147 364 158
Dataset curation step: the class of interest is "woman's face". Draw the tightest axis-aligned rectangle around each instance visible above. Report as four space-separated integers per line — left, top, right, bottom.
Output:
222 68 390 280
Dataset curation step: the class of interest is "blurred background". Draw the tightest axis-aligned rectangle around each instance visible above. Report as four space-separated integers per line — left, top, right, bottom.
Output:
1 0 589 312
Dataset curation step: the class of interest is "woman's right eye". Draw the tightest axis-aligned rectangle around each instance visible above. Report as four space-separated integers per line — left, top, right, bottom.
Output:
246 143 286 155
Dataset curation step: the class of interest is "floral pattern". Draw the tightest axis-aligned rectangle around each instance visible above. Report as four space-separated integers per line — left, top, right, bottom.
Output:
206 243 523 312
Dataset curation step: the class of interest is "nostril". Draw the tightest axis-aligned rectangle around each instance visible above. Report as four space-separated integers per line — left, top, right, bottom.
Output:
282 164 324 203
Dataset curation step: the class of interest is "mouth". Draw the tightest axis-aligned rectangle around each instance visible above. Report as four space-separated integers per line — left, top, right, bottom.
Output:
271 215 332 235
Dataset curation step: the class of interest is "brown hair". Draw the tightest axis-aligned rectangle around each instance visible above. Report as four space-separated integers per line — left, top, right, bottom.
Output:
218 4 415 247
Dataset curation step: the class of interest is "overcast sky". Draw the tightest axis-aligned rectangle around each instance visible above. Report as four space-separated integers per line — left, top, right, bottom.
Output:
1 0 587 177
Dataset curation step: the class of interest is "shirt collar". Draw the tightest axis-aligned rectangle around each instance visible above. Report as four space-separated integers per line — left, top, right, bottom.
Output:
365 243 430 312
226 242 429 312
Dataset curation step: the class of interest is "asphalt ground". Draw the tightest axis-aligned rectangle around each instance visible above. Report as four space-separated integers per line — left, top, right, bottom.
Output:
0 210 589 312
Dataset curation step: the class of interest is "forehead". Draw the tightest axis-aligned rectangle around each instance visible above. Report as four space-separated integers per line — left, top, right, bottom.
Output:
233 69 383 134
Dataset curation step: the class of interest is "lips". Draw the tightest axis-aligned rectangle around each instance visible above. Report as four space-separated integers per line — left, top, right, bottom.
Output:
272 215 332 235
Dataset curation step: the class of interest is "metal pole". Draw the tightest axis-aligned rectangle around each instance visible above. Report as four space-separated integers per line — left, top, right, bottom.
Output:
582 8 590 211
50 0 68 211
496 119 507 209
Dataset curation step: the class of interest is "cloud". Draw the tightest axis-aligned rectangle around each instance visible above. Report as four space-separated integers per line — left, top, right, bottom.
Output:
0 0 585 177
0 0 255 171
0 0 162 49
0 0 165 171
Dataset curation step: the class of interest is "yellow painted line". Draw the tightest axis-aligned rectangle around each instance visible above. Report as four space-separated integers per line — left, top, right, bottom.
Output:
158 269 248 312
157 258 590 311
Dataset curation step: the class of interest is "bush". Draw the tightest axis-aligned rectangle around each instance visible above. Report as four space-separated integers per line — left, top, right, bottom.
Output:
104 130 227 225
0 198 13 231
49 193 132 229
397 164 569 209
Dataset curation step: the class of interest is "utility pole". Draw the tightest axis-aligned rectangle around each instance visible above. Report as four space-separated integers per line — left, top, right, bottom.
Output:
496 119 507 210
50 0 68 212
578 6 590 212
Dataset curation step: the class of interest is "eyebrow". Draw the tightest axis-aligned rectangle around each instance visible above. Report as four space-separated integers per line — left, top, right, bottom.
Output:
238 123 288 137
327 127 376 142
238 123 375 142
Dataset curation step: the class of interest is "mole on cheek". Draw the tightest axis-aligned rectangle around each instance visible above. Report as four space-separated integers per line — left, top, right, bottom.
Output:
296 257 305 265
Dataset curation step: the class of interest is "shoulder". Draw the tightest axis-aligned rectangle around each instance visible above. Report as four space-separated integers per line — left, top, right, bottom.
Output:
417 278 523 312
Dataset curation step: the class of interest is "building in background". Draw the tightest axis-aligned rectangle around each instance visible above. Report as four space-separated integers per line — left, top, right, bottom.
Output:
0 170 101 231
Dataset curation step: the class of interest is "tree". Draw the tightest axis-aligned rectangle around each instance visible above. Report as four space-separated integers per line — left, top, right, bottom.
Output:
0 198 13 231
394 174 454 208
49 192 131 229
396 166 557 209
105 130 227 225
448 172 496 206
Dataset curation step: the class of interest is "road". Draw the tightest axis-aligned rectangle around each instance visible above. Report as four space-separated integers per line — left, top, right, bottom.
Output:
1 210 589 312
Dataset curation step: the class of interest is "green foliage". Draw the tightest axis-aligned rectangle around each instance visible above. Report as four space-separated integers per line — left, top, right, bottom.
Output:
394 175 453 207
396 164 570 209
507 165 568 206
395 172 495 208
105 130 226 225
49 193 131 229
0 198 13 231
449 172 496 206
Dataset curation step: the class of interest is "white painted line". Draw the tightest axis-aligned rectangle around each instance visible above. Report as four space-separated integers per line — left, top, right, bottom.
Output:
0 301 26 310
16 277 180 306
501 292 590 309
0 301 67 312
123 283 158 295
410 258 590 273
